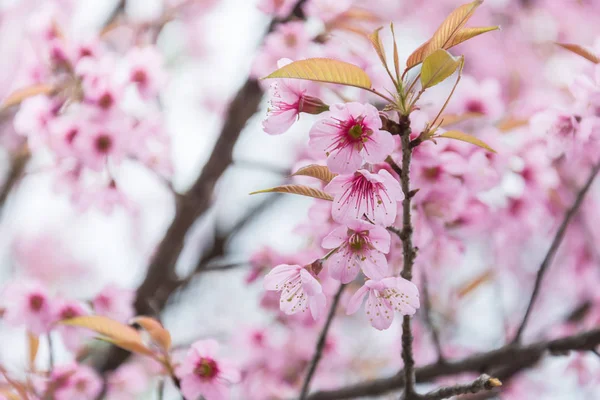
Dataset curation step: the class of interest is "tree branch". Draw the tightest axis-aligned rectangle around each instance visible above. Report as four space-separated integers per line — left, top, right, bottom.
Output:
397 113 417 399
421 374 501 400
512 161 600 343
306 328 600 400
299 284 346 400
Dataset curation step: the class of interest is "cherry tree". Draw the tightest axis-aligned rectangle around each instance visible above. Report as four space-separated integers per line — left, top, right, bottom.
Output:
0 0 599 399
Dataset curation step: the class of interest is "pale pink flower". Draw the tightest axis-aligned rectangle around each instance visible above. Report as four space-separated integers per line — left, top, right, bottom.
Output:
92 284 135 323
258 0 297 17
74 117 129 171
309 102 394 174
105 363 149 400
46 363 102 400
325 169 402 226
263 264 327 320
2 281 55 335
13 95 58 147
322 219 390 283
263 58 326 135
530 109 582 158
53 299 90 352
124 47 168 99
450 75 504 120
176 339 240 400
346 277 420 330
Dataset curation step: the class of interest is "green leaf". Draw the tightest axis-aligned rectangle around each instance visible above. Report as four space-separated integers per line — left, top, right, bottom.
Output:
292 164 337 183
263 58 372 90
421 49 462 89
437 130 496 153
390 23 401 81
250 184 334 201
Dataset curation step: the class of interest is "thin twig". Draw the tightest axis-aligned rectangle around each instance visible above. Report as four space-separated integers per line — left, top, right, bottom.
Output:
421 374 501 400
306 328 600 400
299 284 346 400
421 272 444 363
512 161 600 343
592 349 600 359
47 334 54 371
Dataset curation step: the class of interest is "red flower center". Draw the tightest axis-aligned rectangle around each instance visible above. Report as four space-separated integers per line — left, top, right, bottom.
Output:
465 99 485 114
194 357 219 379
98 92 114 109
61 306 78 320
132 69 148 85
95 134 113 154
29 294 45 312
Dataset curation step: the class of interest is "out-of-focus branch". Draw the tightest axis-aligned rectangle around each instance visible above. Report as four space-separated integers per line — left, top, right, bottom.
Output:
421 272 444 363
95 0 309 373
512 161 600 343
306 328 600 400
0 144 29 207
299 284 346 400
421 374 501 400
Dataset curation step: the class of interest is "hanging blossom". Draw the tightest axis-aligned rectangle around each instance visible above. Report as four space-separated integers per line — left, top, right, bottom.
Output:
346 277 420 330
263 58 327 135
322 219 390 283
1 281 55 335
325 169 403 226
176 339 240 400
41 363 103 400
309 102 394 174
263 264 326 320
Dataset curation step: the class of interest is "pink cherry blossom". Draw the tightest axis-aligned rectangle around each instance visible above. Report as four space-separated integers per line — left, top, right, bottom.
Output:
45 363 102 400
124 47 168 99
309 102 395 174
263 264 327 320
92 284 135 324
530 109 582 158
176 339 240 400
263 58 326 135
346 277 420 330
2 281 55 335
325 169 403 226
53 299 91 352
322 219 391 283
303 0 352 22
105 363 150 400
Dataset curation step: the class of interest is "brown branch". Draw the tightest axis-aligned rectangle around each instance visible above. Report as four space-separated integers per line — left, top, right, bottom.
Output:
421 272 444 363
512 161 600 343
0 144 29 206
299 284 346 400
306 328 600 400
397 113 417 399
421 374 501 400
95 1 309 373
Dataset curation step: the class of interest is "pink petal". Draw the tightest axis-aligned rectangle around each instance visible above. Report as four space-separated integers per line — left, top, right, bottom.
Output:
262 108 297 135
368 225 391 253
180 376 204 400
327 145 363 174
327 248 360 284
360 250 389 280
321 225 348 249
365 290 394 330
263 264 299 290
309 292 327 320
346 284 369 315
300 268 323 296
362 130 395 164
192 339 219 358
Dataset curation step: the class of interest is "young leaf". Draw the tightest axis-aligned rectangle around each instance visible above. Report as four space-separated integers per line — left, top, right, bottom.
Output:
556 42 600 64
132 316 172 352
437 130 496 153
420 49 461 89
438 112 484 127
263 58 372 90
250 185 334 201
444 26 500 49
406 0 483 69
62 315 154 356
457 270 495 298
27 333 39 370
1 84 55 110
368 27 387 66
390 23 401 82
292 164 337 183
